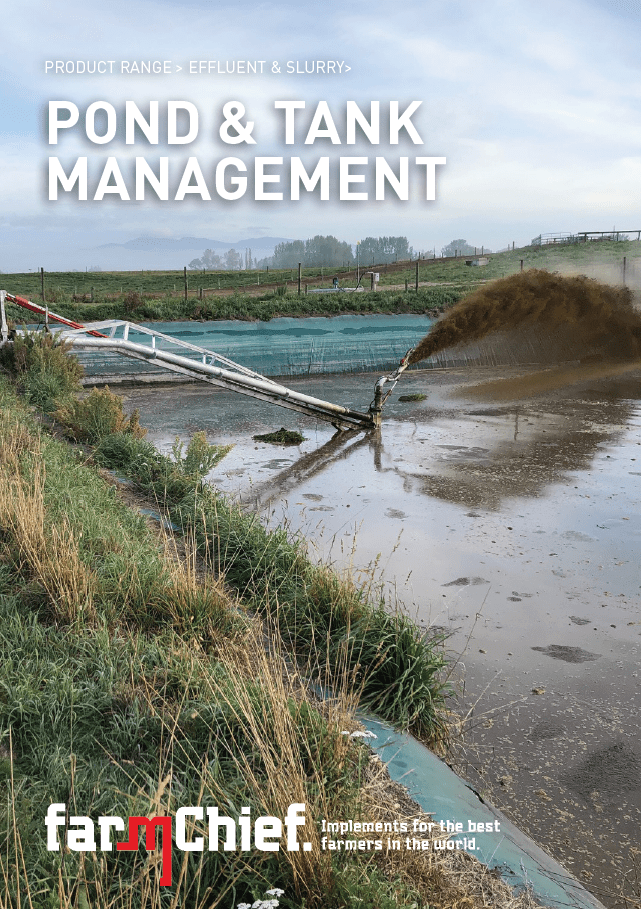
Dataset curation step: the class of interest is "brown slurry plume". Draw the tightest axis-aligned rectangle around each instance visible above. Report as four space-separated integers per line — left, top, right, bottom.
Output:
409 270 641 364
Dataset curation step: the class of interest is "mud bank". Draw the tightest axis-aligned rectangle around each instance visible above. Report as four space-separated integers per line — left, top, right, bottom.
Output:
120 362 641 908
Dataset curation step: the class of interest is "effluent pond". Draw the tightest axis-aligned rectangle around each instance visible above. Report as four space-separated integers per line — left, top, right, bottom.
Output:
85 314 641 909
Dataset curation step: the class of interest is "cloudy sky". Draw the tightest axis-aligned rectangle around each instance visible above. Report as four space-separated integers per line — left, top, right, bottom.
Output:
2 0 641 271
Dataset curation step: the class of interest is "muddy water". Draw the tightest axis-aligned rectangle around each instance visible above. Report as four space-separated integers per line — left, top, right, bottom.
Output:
121 363 641 909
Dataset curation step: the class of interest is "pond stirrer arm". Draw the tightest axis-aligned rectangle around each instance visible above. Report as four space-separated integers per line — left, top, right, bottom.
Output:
2 292 379 431
368 345 416 419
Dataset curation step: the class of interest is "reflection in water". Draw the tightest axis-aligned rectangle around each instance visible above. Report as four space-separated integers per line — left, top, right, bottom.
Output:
245 429 371 506
239 376 639 513
120 356 641 909
123 361 641 515
373 397 638 511
243 402 634 513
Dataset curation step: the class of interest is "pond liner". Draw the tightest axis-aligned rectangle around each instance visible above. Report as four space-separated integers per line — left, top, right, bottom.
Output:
360 713 606 909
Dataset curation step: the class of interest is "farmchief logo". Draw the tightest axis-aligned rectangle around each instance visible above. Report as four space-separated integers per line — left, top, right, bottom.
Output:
46 802 309 886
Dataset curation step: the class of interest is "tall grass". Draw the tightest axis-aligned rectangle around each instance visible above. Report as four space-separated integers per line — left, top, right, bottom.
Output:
93 433 450 746
0 333 83 412
5 287 459 326
0 334 549 909
53 386 147 444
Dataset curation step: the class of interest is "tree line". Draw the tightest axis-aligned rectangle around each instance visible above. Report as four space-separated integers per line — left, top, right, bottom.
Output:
188 236 489 271
188 235 414 271
188 248 253 270
259 235 415 268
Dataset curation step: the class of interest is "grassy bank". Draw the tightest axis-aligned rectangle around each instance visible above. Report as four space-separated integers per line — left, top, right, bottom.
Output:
3 238 638 327
0 335 465 907
377 237 641 289
5 287 461 325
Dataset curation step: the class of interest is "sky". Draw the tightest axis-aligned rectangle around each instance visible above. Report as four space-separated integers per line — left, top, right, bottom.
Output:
2 0 641 271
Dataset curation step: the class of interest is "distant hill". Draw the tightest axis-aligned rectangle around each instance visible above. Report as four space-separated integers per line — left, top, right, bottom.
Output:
85 235 294 271
96 236 293 252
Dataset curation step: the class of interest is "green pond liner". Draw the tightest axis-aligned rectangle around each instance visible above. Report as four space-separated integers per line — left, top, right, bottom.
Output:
74 314 436 380
360 714 606 909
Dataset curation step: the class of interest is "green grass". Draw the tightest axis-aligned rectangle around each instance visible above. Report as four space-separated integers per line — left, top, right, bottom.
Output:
0 341 453 908
5 286 462 325
3 238 637 328
0 379 435 908
92 432 450 744
377 238 640 289
1 265 355 301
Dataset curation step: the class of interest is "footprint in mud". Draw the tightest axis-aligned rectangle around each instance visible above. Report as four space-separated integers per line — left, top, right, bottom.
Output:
530 720 566 742
385 508 407 519
508 590 534 601
443 576 490 587
436 445 490 460
531 644 600 663
561 530 596 542
570 616 591 626
309 505 335 512
425 624 448 638
302 493 324 501
263 458 292 470
562 742 641 804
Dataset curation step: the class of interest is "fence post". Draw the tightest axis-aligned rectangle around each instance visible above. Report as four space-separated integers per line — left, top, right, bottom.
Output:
184 267 188 301
623 256 627 285
415 260 419 291
298 262 302 295
40 267 45 303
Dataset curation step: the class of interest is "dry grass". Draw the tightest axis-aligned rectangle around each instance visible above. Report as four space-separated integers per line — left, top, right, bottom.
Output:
0 415 96 624
53 385 147 444
0 383 550 909
200 625 359 905
360 757 542 909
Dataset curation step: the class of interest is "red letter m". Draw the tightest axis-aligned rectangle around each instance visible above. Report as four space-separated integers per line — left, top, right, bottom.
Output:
117 816 173 885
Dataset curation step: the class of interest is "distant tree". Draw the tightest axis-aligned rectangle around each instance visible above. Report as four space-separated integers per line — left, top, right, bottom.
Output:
358 236 412 264
224 248 242 270
188 249 224 270
265 236 355 269
441 239 476 257
271 240 305 268
304 235 354 267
